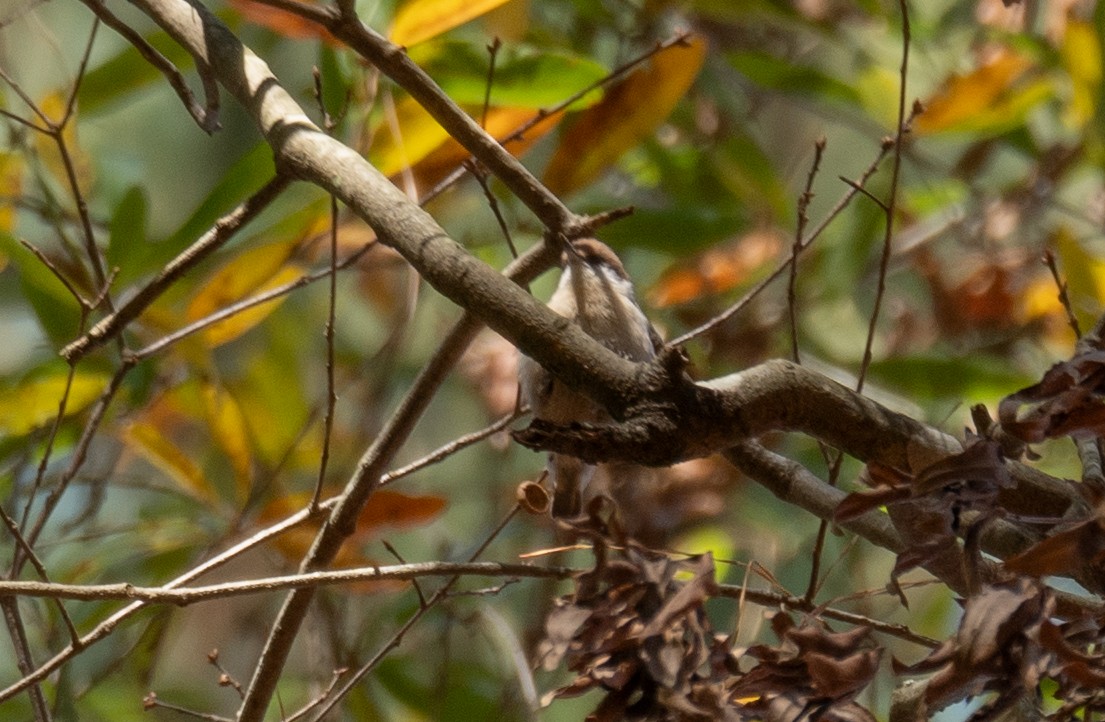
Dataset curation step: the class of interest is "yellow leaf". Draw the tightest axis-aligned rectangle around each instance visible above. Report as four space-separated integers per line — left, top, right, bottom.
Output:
390 0 514 47
201 382 253 503
186 239 302 348
0 152 23 233
916 49 1041 133
368 98 562 191
0 372 108 436
1060 21 1102 130
543 36 707 195
123 420 212 503
368 95 454 178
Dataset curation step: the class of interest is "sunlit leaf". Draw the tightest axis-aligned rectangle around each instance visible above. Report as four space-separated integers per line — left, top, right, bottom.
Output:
185 237 305 348
1060 20 1102 130
369 97 562 190
543 36 707 195
1027 227 1105 335
123 419 212 503
260 490 446 574
915 48 1050 134
390 0 513 47
354 489 446 535
0 372 108 436
201 382 253 503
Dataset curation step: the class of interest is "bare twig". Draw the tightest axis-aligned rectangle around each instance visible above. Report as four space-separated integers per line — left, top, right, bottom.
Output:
0 505 80 647
856 1 914 394
788 136 826 364
311 69 339 513
1043 249 1081 338
80 0 220 132
380 411 521 486
0 561 569 607
61 175 292 362
306 506 523 721
130 242 373 361
0 597 50 722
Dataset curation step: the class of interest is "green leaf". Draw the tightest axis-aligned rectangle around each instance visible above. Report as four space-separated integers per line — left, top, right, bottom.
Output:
728 50 862 105
0 234 81 346
107 185 150 284
410 40 608 109
0 370 110 437
868 354 1034 402
151 141 275 267
78 30 196 116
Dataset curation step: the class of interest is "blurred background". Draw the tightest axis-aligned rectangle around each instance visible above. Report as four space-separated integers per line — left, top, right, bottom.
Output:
1 0 1102 718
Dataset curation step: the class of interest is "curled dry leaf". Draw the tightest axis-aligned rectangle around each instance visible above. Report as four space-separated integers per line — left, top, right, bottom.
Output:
732 615 881 722
538 548 741 719
999 349 1105 443
836 439 1011 575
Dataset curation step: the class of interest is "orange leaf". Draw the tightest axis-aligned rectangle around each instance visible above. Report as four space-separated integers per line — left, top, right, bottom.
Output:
648 230 781 307
201 382 253 503
390 0 514 47
227 0 339 44
355 489 446 536
915 48 1035 133
543 36 706 195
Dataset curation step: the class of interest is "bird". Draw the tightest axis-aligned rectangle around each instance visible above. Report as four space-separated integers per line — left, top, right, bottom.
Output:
518 238 659 517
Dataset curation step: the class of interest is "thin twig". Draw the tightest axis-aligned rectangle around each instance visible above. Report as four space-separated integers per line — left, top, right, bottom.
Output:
131 243 373 361
0 505 81 647
62 175 292 362
856 1 914 394
311 68 339 514
0 561 569 605
0 597 51 722
80 0 220 132
481 37 501 129
380 411 521 486
1043 249 1081 338
788 137 826 364
306 506 523 721
468 160 519 258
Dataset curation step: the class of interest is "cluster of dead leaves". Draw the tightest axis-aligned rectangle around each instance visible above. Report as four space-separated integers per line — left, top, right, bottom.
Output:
835 437 1013 593
538 519 881 721
899 578 1105 720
